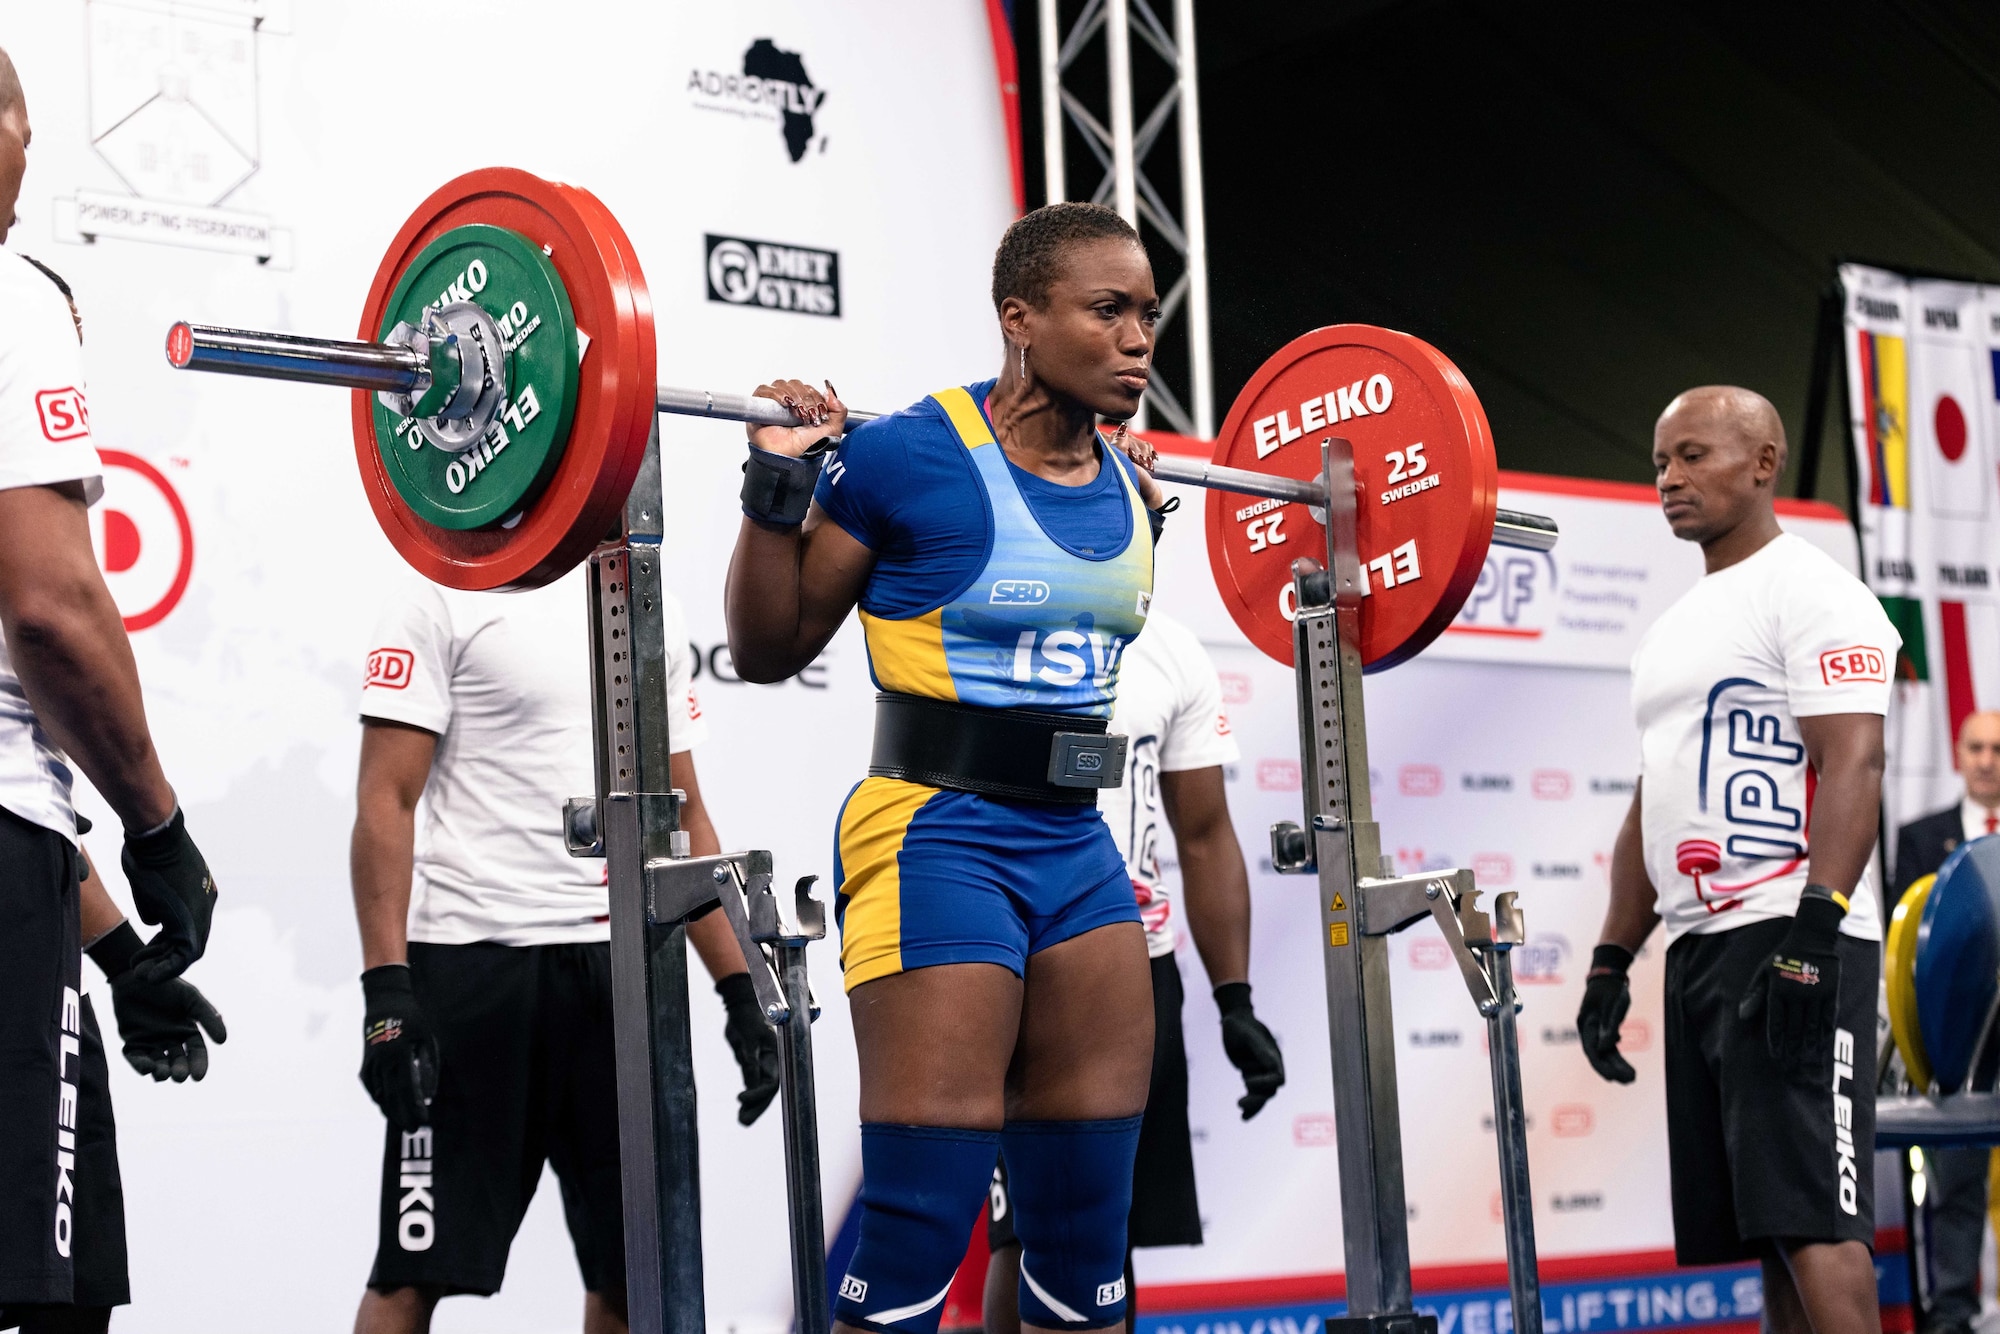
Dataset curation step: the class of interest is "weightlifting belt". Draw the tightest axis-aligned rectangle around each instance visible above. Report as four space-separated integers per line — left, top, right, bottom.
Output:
869 693 1128 806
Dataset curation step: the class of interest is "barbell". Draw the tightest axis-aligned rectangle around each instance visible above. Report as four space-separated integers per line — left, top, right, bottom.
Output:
161 166 1557 669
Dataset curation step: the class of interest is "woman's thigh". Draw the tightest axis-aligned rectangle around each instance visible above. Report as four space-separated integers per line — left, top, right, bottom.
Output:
1007 921 1153 1121
850 961 1024 1127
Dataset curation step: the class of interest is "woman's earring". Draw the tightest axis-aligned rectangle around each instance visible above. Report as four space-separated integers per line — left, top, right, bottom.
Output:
1018 343 1027 382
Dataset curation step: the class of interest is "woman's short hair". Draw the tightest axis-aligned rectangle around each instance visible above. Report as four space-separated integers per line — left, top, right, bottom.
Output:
990 202 1141 312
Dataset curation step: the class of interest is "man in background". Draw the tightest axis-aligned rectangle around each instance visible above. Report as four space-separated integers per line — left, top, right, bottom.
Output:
1892 710 2000 1334
1 50 221 1331
1578 386 1895 1334
984 607 1286 1331
349 572 776 1334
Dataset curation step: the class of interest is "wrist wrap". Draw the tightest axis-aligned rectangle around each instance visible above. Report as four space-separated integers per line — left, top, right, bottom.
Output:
741 444 827 525
87 920 143 979
1792 892 1846 949
1588 943 1635 977
1214 980 1253 1015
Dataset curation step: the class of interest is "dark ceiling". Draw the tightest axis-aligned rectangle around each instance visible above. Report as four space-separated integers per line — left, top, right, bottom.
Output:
1009 0 2000 504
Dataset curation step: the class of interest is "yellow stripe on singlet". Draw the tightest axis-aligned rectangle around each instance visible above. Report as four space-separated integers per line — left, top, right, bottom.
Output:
931 386 996 448
837 777 940 990
860 607 958 701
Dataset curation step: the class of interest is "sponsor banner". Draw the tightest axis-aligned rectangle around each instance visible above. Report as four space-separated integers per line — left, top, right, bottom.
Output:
1407 475 1856 672
1134 1244 1910 1334
1838 261 2000 841
706 233 842 316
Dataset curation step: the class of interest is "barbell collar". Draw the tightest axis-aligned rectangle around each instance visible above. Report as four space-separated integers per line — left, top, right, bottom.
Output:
165 322 428 394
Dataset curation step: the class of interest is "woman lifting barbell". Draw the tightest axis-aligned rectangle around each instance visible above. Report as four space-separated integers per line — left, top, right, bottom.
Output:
725 202 1166 1334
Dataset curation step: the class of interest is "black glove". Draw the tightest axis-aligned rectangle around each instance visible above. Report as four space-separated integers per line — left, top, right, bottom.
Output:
88 921 228 1082
121 808 219 983
1215 982 1285 1120
1577 944 1637 1084
719 972 781 1126
359 964 440 1131
1738 891 1845 1071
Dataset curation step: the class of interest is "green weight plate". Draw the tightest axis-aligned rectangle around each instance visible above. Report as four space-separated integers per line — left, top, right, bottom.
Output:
369 223 580 530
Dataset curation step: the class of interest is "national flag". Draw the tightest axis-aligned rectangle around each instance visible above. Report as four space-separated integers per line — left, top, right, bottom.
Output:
1858 330 1909 508
1917 344 1987 518
1937 601 1999 750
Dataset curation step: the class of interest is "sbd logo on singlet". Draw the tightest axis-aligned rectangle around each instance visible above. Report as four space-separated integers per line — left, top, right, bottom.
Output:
366 647 415 690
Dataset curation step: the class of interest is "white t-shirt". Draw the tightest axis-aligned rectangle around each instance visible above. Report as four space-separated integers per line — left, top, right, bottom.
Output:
357 569 708 945
1630 533 1899 943
0 252 105 841
1098 610 1241 958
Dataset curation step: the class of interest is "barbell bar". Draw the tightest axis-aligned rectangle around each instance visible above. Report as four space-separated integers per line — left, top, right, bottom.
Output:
164 320 1556 553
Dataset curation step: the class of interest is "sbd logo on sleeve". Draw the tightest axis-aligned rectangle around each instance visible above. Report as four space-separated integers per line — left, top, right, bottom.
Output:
36 386 89 441
366 648 415 690
1819 646 1887 686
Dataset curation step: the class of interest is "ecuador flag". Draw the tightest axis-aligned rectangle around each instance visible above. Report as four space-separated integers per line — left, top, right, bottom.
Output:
1858 329 1909 508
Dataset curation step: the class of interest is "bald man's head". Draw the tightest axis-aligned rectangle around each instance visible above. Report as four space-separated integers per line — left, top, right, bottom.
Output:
1652 384 1788 553
0 48 26 246
1958 711 2000 809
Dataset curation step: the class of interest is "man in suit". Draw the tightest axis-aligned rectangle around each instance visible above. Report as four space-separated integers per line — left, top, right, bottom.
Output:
1893 710 2000 1334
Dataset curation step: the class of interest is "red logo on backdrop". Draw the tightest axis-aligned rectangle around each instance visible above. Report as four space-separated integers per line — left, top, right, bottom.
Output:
1473 852 1514 884
1292 1113 1338 1147
1218 672 1252 706
1399 764 1443 797
366 648 415 690
93 450 193 632
1551 1104 1594 1138
1623 1018 1652 1052
36 386 89 441
1409 937 1452 970
1257 758 1300 791
1820 646 1887 685
1531 769 1572 800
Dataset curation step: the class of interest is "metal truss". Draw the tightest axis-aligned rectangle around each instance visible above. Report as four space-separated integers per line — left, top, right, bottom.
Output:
1039 0 1214 438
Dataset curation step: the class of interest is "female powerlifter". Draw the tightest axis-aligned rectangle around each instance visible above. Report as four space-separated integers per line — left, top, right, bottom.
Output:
724 202 1167 1334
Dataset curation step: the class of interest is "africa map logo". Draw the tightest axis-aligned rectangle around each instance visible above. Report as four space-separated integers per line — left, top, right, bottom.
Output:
688 39 828 162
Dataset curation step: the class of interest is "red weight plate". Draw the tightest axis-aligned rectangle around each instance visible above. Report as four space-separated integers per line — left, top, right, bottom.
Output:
1205 325 1497 670
353 168 656 590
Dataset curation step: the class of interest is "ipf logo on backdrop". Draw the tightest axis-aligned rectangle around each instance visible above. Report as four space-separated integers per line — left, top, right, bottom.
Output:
1452 549 1558 638
91 450 193 632
706 235 841 317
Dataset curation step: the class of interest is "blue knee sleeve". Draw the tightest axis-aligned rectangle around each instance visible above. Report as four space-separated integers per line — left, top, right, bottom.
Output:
1001 1117 1143 1330
834 1124 999 1333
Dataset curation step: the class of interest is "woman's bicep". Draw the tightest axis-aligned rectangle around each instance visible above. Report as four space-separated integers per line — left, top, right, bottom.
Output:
796 505 876 649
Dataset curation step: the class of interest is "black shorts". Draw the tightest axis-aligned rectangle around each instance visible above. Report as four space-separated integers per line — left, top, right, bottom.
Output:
368 941 624 1299
0 806 128 1315
1664 916 1878 1265
989 952 1201 1252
